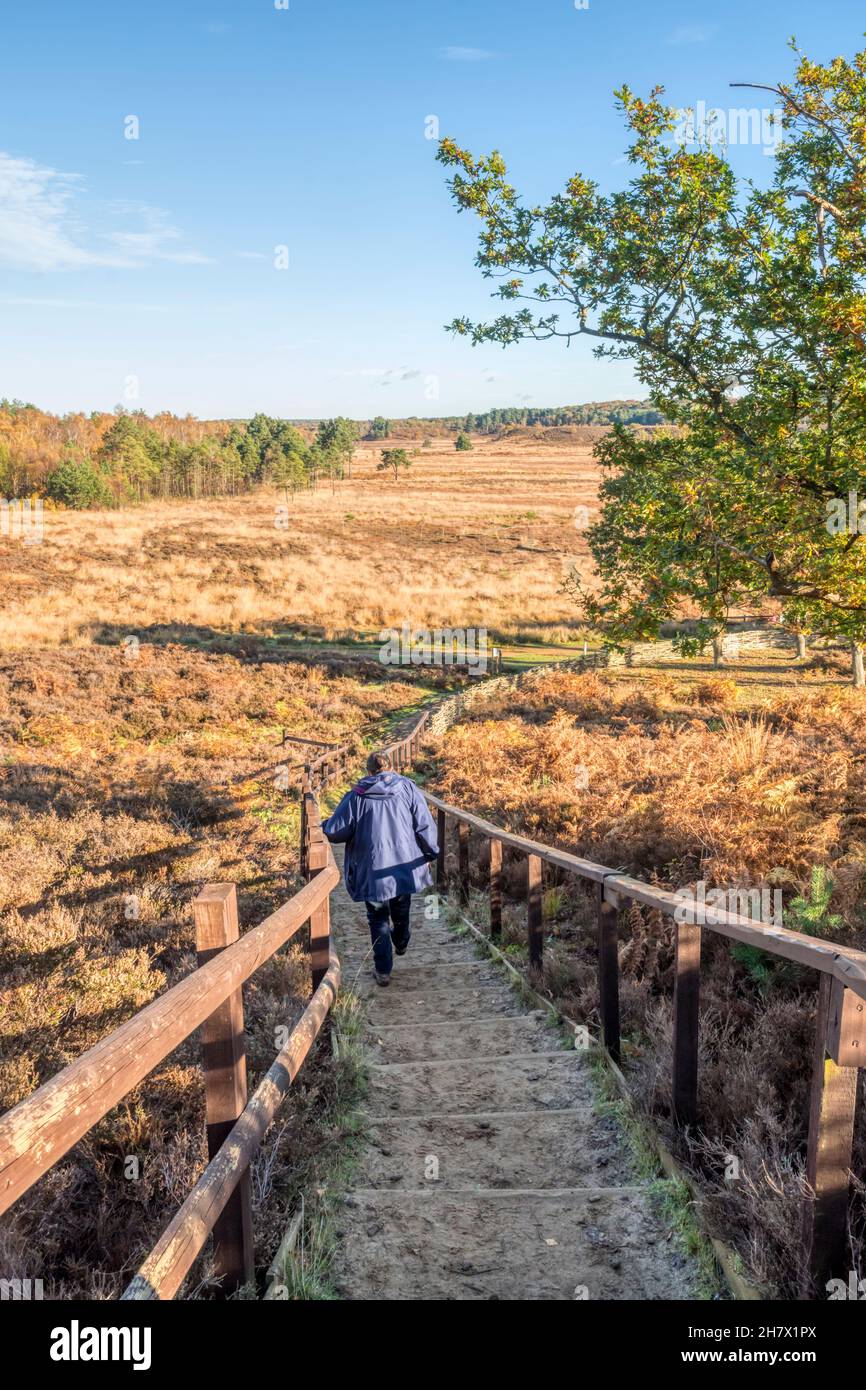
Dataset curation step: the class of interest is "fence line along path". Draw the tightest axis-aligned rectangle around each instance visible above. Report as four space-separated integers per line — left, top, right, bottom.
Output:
0 654 862 1299
315 686 866 1299
328 845 700 1300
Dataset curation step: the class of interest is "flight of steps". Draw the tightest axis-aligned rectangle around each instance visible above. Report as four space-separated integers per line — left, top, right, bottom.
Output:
330 862 698 1300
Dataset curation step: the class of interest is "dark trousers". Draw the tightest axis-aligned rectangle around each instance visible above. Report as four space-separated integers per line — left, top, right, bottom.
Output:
365 894 412 976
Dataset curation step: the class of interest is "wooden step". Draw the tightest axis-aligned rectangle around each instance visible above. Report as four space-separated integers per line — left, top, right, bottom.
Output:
332 1189 697 1301
357 1108 634 1189
361 972 518 1026
365 1013 556 1063
367 1053 589 1117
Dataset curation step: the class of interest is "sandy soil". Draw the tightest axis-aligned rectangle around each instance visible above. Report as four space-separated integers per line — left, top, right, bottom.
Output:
329 851 700 1302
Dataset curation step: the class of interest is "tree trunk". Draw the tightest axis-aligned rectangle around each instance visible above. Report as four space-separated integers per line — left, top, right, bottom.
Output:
852 643 865 688
712 636 724 668
797 632 808 660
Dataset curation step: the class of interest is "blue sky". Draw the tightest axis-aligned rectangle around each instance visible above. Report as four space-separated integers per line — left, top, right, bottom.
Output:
0 0 862 420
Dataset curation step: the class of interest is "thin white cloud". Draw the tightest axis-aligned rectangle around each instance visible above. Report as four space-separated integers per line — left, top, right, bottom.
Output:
0 295 170 311
666 24 718 45
440 46 500 62
0 152 210 270
333 365 427 384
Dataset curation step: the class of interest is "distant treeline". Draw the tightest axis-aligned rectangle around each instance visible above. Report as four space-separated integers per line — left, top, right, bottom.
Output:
0 402 357 508
333 400 663 439
0 398 661 508
369 400 664 436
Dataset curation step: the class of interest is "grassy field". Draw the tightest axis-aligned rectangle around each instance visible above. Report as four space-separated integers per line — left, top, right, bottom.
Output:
1 429 862 1299
0 435 600 651
422 660 866 1296
0 637 443 1296
0 431 605 1295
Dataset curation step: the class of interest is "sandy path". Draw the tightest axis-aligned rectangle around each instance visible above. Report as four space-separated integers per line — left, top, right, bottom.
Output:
329 851 701 1301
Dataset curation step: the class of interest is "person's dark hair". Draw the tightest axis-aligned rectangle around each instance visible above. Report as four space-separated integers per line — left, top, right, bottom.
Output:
366 750 393 775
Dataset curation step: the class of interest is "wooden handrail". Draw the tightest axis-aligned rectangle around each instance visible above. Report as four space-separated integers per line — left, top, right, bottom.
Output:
7 659 862 1299
604 873 866 1000
422 785 866 1294
122 947 342 1301
0 681 489 1295
0 864 338 1219
423 790 613 885
423 790 866 1000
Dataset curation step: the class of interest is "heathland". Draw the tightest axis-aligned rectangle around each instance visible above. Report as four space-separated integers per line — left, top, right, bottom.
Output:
1 433 605 650
1 427 862 1297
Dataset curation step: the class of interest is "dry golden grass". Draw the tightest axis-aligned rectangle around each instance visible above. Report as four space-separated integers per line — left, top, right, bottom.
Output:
0 642 431 1296
2 427 862 1297
429 666 866 901
0 431 601 1296
0 435 599 650
425 667 866 1295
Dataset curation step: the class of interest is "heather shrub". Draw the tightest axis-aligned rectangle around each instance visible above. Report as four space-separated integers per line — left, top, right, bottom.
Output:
429 668 866 1292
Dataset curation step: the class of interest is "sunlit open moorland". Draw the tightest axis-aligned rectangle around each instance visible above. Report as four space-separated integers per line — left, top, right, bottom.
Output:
0 433 603 651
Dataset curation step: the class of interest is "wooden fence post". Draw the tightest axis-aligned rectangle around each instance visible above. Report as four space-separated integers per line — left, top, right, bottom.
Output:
672 916 701 1127
596 883 621 1065
307 836 330 994
489 838 502 943
437 808 446 885
193 884 254 1294
299 790 308 879
527 853 543 970
458 820 470 904
802 974 863 1293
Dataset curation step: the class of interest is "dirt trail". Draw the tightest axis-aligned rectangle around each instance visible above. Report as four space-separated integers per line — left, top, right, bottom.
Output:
329 849 701 1301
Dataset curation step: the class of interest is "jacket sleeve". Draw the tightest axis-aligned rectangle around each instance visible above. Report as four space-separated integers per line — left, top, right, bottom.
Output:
322 792 356 843
410 784 439 860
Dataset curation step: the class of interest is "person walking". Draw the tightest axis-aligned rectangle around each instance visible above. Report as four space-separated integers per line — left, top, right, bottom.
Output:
322 750 439 986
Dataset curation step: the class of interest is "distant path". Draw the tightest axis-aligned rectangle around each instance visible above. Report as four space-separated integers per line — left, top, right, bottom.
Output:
248 631 596 672
328 848 699 1301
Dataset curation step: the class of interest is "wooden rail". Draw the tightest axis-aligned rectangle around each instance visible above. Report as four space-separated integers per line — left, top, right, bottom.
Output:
0 764 342 1299
420 786 866 1295
290 687 866 1294
4 660 864 1299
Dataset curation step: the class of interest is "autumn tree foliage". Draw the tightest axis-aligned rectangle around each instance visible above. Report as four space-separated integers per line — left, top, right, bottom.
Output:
0 403 325 506
438 40 866 680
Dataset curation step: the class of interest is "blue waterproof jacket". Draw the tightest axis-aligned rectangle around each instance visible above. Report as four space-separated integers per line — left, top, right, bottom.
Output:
322 772 439 903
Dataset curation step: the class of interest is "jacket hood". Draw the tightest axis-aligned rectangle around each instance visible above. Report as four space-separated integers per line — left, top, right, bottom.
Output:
352 771 402 798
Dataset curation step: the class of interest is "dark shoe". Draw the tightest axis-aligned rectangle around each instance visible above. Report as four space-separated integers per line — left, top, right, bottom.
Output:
374 971 391 987
394 944 409 957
